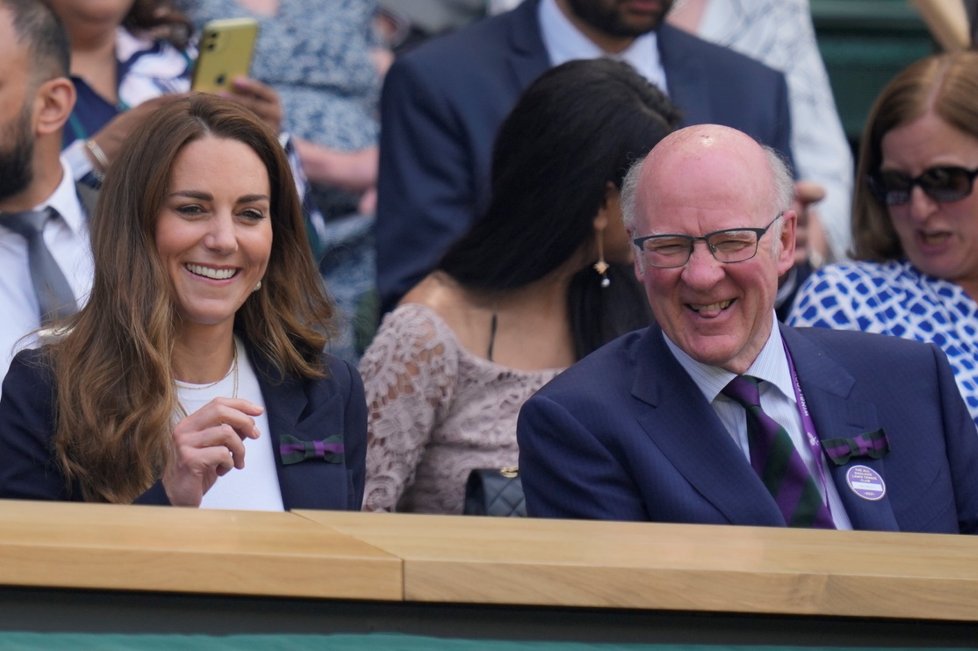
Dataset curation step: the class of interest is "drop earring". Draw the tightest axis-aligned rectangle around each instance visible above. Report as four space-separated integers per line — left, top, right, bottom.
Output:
253 280 262 292
594 234 610 288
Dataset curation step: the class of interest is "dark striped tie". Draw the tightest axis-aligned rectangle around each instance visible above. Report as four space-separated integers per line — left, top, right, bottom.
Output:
722 375 834 528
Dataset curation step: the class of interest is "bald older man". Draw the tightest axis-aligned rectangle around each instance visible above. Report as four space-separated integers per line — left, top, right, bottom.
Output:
517 124 978 533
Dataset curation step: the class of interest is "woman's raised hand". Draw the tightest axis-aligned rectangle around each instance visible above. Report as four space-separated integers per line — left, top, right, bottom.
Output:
162 398 264 506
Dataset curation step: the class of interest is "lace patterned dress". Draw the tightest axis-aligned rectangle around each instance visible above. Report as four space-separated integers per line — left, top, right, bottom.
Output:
359 303 563 514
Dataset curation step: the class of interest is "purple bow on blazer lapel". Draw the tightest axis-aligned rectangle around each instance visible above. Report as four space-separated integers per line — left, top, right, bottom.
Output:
251 348 345 511
780 326 899 532
630 328 786 526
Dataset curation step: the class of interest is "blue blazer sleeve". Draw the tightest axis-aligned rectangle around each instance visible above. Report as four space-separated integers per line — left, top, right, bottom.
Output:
928 342 978 533
0 350 74 501
518 392 650 521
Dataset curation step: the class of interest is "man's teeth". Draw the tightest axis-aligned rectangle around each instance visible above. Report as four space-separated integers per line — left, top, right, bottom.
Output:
186 263 236 280
691 300 733 312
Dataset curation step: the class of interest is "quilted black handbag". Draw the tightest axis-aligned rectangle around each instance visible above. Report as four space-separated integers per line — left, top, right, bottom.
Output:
463 467 526 517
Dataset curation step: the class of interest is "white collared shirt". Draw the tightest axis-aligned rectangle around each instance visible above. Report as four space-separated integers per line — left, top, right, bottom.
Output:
0 158 94 391
538 0 668 94
664 316 852 529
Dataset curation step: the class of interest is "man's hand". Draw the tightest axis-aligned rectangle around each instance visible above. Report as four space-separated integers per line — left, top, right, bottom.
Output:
792 180 830 267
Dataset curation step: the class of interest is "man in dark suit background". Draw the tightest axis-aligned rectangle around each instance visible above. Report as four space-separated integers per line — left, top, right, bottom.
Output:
517 124 978 533
375 0 797 315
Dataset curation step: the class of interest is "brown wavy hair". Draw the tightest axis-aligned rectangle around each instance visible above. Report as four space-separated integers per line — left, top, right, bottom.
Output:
853 51 978 261
49 93 334 503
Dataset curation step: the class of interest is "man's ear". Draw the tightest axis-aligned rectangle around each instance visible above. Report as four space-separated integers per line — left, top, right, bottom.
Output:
633 250 646 281
776 209 797 275
627 221 645 280
33 77 76 137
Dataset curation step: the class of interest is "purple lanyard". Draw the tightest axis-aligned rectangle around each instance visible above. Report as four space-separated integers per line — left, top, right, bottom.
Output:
782 339 833 513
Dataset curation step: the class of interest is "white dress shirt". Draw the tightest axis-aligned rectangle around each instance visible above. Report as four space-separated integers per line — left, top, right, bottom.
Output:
664 317 852 529
0 158 94 392
538 0 668 94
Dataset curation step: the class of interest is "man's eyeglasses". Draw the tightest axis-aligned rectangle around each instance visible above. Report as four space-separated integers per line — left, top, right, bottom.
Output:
632 214 782 269
869 166 978 206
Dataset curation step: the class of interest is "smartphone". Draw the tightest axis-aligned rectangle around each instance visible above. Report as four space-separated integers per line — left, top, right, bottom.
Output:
191 18 259 93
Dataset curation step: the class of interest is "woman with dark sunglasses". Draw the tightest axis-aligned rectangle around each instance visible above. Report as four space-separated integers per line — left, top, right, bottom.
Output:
789 50 978 427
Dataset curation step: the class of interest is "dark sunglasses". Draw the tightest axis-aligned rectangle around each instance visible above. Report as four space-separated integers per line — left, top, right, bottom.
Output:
869 166 978 206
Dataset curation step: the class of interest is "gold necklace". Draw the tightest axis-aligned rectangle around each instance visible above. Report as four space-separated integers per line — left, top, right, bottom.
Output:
174 345 239 419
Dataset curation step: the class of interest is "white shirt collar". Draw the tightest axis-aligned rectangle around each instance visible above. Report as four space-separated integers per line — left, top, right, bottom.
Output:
35 158 88 237
538 0 668 94
662 314 794 405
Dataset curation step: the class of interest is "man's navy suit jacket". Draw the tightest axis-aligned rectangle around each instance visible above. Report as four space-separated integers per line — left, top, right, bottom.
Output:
0 344 367 510
517 324 978 533
376 0 794 312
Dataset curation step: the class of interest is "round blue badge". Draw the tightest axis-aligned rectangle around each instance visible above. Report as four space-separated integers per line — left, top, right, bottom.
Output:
845 465 886 501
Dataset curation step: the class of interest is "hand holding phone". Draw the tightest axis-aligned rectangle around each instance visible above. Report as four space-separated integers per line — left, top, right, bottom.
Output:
192 18 258 94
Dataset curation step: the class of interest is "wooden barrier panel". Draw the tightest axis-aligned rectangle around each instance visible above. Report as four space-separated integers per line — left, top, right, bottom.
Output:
297 510 978 622
0 500 977 644
0 499 401 600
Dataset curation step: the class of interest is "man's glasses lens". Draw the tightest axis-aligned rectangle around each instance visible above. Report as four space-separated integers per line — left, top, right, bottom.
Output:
873 166 978 205
644 232 758 266
634 215 780 268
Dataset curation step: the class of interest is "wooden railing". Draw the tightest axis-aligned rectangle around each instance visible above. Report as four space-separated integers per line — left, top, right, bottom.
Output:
0 500 976 642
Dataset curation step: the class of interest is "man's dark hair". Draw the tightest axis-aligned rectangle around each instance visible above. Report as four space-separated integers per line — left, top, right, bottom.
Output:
4 0 70 81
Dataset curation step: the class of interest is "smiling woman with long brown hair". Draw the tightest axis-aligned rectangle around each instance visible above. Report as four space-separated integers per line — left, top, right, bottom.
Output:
0 93 366 509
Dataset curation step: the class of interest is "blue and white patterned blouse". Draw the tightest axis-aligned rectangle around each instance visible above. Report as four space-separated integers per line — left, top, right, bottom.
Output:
788 260 978 426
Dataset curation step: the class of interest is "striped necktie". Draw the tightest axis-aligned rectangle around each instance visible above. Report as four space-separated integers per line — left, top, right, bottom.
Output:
722 375 834 528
